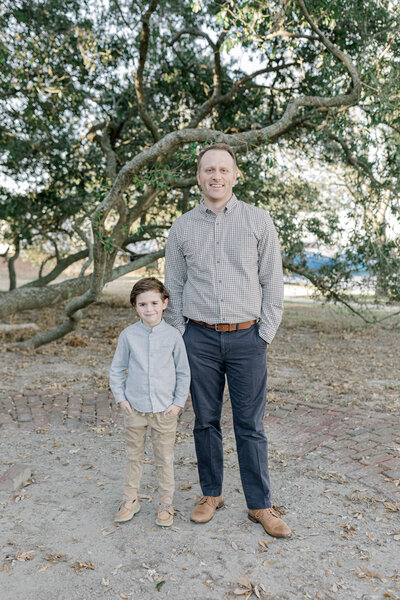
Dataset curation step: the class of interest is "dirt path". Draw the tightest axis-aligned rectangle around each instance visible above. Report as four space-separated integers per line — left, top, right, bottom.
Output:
1 296 399 599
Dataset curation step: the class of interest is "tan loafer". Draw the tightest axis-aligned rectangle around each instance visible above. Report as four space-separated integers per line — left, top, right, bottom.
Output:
248 508 291 538
190 495 224 523
156 504 174 527
114 499 140 523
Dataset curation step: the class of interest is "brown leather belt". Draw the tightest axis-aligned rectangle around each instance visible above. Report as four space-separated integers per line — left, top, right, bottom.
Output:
189 319 257 332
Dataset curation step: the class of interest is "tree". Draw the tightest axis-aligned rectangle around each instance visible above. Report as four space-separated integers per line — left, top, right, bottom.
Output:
3 0 396 346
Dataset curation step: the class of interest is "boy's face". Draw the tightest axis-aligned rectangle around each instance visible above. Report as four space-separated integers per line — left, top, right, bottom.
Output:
134 290 168 328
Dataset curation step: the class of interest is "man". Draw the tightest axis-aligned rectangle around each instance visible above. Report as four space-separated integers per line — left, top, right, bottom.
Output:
164 143 290 537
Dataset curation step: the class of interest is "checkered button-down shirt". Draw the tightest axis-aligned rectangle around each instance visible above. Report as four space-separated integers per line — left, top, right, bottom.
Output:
164 194 284 344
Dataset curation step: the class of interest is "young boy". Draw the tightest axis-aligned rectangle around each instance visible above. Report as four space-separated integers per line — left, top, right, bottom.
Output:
109 277 190 527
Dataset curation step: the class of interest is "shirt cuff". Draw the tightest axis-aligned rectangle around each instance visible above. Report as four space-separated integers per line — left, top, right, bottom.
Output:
258 324 272 345
173 398 187 408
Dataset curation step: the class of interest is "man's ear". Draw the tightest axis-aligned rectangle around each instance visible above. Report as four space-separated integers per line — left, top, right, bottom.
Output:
196 171 201 185
163 298 169 310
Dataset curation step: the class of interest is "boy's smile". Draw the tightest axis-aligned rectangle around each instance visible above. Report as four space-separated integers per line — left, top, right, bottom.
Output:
135 290 168 328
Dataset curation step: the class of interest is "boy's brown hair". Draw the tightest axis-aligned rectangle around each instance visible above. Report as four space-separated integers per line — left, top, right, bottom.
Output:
197 143 237 170
129 277 169 307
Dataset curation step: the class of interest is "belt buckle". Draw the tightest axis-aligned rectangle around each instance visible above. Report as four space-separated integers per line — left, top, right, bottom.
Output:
214 323 219 331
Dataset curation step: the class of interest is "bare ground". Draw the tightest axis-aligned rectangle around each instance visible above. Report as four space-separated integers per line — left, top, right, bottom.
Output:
1 289 400 600
1 287 399 414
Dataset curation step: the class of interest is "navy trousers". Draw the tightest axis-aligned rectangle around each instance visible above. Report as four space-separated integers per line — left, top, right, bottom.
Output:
183 320 271 509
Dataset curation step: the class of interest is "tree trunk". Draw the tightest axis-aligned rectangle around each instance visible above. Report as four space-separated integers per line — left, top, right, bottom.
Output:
8 241 20 291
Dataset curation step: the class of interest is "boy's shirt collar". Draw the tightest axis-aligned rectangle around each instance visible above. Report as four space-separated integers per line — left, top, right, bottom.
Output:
138 318 166 333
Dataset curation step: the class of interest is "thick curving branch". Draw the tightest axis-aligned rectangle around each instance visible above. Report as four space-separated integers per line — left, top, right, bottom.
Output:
188 62 297 128
20 249 90 288
297 0 361 100
15 250 165 349
169 28 217 49
134 0 160 142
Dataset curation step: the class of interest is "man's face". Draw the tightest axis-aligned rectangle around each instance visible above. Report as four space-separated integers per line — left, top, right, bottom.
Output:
197 149 238 206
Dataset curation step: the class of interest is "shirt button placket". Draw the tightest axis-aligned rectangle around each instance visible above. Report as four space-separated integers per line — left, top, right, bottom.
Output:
149 333 154 410
215 216 224 322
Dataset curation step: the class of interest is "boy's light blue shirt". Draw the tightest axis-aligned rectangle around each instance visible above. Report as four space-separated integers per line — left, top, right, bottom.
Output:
109 319 190 412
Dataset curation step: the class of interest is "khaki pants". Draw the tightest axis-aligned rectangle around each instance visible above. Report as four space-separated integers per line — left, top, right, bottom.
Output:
123 408 178 505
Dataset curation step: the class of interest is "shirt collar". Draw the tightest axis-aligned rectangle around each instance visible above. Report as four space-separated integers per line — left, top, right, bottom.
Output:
199 194 238 215
138 319 166 333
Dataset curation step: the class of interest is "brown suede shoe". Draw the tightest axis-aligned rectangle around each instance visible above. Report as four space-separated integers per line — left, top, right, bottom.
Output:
114 499 140 523
156 504 174 527
248 508 291 538
190 495 224 523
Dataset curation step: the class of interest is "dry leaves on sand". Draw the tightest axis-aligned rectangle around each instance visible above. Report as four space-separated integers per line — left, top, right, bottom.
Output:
70 560 95 574
39 554 67 569
356 565 385 583
341 523 356 535
178 481 193 490
384 502 399 512
4 551 36 565
233 576 268 598
258 540 270 552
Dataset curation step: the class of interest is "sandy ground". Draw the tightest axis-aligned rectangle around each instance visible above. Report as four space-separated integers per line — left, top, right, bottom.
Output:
1 417 400 600
1 285 400 599
1 278 399 413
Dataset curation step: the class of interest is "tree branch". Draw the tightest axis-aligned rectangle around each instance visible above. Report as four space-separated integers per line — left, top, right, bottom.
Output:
8 240 20 291
134 0 160 142
283 260 375 324
16 250 165 349
19 249 90 288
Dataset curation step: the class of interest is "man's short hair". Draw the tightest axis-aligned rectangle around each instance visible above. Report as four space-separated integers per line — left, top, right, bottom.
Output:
130 277 170 307
197 143 237 170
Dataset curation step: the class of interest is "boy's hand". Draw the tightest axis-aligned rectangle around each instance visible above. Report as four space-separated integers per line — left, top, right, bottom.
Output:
164 404 181 416
119 400 133 414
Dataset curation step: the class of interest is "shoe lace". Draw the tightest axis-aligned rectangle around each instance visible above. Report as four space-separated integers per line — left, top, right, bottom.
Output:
159 503 174 515
199 496 218 506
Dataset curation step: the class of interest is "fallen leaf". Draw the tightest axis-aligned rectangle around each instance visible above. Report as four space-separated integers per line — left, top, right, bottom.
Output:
258 540 270 552
38 563 54 572
16 551 36 561
236 576 252 588
203 581 214 589
178 482 193 490
356 565 385 582
70 560 95 574
342 523 356 535
112 563 123 575
45 554 67 563
156 580 166 591
384 502 398 512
